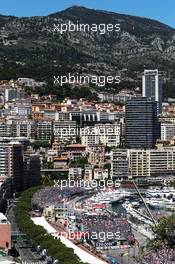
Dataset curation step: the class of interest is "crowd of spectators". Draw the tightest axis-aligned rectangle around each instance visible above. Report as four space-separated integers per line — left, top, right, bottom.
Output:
32 187 136 247
139 246 175 264
32 186 84 210
80 211 135 244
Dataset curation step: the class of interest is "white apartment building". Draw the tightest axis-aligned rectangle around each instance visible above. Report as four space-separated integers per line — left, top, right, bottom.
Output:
43 204 68 223
0 119 36 139
128 148 175 178
159 116 175 124
15 104 32 117
4 87 25 102
9 119 36 139
37 121 52 140
84 165 93 181
55 111 71 121
161 123 175 141
94 168 108 180
111 148 175 179
18 78 45 87
53 121 77 143
96 123 121 146
81 123 121 147
0 122 12 137
47 149 59 162
81 126 100 146
87 145 105 165
68 167 83 180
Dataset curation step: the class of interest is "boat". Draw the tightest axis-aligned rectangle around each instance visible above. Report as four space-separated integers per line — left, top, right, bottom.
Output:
145 197 175 209
88 189 131 204
131 202 140 208
147 187 175 198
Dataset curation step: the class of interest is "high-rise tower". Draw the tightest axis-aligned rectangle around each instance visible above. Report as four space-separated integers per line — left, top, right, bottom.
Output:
125 97 160 149
142 69 162 114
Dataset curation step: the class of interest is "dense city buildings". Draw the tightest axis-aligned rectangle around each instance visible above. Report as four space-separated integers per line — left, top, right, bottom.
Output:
0 71 175 263
1 2 175 263
0 76 175 186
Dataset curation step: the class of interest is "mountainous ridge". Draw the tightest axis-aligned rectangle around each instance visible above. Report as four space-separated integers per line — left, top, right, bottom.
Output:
0 5 175 89
52 6 174 31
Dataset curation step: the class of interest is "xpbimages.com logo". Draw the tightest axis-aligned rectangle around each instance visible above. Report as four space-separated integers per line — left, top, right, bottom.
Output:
56 230 121 242
50 21 121 35
53 179 121 190
53 74 121 87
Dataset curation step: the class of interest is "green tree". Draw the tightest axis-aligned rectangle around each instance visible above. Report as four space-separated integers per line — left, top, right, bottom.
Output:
152 215 175 248
14 187 88 264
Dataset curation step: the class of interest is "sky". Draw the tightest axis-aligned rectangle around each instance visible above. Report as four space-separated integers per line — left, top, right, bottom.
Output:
0 0 175 28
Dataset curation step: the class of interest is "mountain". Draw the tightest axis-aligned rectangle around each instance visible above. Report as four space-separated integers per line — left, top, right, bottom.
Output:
0 6 175 89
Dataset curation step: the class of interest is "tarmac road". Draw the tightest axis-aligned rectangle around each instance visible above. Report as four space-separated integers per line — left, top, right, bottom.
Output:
6 204 46 264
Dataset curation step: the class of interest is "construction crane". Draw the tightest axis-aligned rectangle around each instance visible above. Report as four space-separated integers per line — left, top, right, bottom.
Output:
132 180 157 226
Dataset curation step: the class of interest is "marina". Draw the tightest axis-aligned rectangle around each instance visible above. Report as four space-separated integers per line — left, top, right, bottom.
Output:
31 185 175 264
